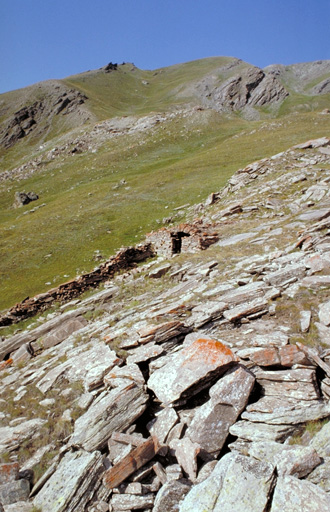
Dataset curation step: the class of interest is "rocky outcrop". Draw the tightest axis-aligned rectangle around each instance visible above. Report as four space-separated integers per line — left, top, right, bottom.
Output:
2 137 330 510
195 65 289 113
13 191 39 208
0 82 89 149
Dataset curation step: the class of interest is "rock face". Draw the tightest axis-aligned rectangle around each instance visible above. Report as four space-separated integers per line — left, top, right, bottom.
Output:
0 85 88 149
209 67 289 112
2 137 330 510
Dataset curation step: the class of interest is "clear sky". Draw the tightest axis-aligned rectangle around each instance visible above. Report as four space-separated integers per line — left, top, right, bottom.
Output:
1 0 329 94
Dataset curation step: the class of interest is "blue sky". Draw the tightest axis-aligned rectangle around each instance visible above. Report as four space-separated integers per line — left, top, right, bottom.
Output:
1 0 329 94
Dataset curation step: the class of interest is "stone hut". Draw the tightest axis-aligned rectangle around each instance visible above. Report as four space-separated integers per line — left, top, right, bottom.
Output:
146 222 219 258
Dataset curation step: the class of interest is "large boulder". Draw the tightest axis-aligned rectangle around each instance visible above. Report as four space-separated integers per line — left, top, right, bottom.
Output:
179 452 275 512
147 338 238 405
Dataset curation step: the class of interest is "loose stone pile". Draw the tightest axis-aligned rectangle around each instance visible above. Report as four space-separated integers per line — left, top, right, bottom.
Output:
1 137 330 511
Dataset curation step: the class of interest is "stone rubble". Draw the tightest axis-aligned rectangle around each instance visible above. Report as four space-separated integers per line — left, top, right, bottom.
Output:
1 137 330 510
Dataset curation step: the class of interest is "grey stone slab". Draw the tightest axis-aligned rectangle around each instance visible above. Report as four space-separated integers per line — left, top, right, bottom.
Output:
69 384 148 452
0 419 46 453
179 452 275 512
0 479 29 505
186 366 255 457
229 420 297 442
33 449 104 512
270 475 330 512
254 368 320 400
153 480 191 512
110 493 154 510
148 407 178 444
242 396 330 424
0 307 89 361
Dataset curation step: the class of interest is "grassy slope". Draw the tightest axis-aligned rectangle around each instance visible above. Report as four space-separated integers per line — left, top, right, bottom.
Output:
0 58 330 311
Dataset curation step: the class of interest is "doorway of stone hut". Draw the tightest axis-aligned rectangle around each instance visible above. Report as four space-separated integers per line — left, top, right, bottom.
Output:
171 232 190 254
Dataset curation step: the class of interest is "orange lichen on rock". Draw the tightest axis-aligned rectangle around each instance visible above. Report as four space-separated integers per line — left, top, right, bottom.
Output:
182 338 237 367
0 358 13 371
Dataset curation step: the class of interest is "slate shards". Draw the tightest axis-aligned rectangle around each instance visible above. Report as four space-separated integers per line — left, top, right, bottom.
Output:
147 338 238 405
69 383 148 452
33 450 104 512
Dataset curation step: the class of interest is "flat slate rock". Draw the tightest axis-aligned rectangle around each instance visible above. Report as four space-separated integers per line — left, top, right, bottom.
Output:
270 475 330 512
229 420 296 442
242 396 330 425
33 449 104 512
147 338 238 404
186 366 255 457
180 452 275 512
69 383 148 451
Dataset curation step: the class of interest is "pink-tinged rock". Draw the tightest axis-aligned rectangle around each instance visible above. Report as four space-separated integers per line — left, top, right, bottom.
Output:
251 347 280 366
0 463 19 485
278 345 310 367
251 345 309 368
319 301 330 326
305 254 326 274
147 339 238 404
169 437 200 482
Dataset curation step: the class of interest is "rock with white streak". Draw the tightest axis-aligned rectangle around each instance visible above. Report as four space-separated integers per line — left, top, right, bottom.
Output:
110 493 155 510
69 383 148 451
223 297 269 322
33 449 104 512
147 338 238 404
263 263 306 287
179 452 275 512
186 366 255 458
138 321 188 344
270 475 330 512
319 301 330 326
300 310 311 332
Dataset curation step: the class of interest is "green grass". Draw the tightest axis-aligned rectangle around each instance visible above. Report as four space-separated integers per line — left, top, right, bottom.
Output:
0 108 329 311
0 57 330 312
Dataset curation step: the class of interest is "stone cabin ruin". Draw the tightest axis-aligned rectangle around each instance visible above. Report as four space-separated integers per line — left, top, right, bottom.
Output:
146 222 219 258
